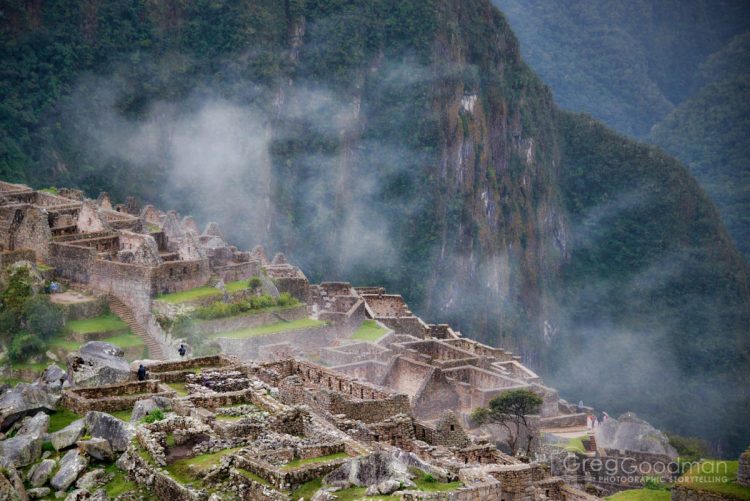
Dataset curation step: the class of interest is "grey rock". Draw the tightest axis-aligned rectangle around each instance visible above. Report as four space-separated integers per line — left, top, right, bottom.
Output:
49 419 85 451
28 458 57 487
595 412 678 458
76 469 111 491
0 470 21 501
0 433 43 467
366 479 402 495
311 490 337 501
66 342 131 388
65 489 90 501
130 396 172 423
0 383 59 430
77 437 115 461
84 412 133 452
88 490 110 501
27 487 51 499
16 411 49 437
50 449 89 491
324 451 413 489
39 365 67 392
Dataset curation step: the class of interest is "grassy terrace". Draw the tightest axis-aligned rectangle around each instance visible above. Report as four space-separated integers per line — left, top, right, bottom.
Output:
350 319 388 342
166 447 244 485
606 490 671 501
211 318 326 340
678 460 750 501
66 314 128 334
282 452 349 470
48 409 82 433
156 280 249 304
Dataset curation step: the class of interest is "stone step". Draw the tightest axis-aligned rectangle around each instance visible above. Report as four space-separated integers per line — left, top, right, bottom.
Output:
108 296 164 360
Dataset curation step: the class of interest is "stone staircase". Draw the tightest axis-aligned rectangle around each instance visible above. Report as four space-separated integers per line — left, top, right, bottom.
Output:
108 295 165 360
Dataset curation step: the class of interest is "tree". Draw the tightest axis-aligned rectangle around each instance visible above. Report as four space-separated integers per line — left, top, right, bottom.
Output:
471 389 543 456
24 296 64 340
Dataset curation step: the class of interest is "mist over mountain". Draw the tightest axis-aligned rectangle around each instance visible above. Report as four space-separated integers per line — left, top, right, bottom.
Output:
1 0 748 455
492 0 750 259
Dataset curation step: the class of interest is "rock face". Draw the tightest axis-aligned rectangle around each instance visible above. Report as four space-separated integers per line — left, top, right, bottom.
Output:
0 433 44 467
130 396 171 422
27 458 56 487
50 449 89 491
324 452 414 489
66 342 131 387
595 413 678 458
85 411 133 452
0 383 59 430
49 419 86 451
16 411 49 437
77 437 115 461
39 364 67 391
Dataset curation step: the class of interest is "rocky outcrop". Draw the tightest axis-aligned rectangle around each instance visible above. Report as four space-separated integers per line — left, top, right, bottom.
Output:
0 433 44 467
324 451 415 490
595 412 677 458
130 396 171 423
66 342 131 388
50 449 89 491
0 382 59 430
16 412 49 437
78 437 115 461
49 419 86 451
27 459 56 488
85 411 133 452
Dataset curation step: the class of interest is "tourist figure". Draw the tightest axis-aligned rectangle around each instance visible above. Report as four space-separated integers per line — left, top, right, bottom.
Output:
178 344 186 357
578 400 584 411
137 364 147 381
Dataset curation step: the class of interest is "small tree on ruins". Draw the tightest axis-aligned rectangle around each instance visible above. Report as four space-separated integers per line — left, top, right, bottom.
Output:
470 389 543 456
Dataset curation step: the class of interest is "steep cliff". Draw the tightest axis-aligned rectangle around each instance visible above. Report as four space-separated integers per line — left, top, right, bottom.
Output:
1 0 748 452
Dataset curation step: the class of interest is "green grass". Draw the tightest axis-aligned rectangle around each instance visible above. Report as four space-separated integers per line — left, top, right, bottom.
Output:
48 409 82 433
606 490 671 501
236 468 274 488
212 318 325 339
679 460 750 500
290 478 323 500
10 360 53 372
351 319 388 342
413 476 462 492
65 314 128 334
283 452 349 470
565 435 588 453
103 332 144 349
166 447 243 485
156 280 249 304
110 409 132 422
325 487 399 500
167 382 188 396
103 463 137 498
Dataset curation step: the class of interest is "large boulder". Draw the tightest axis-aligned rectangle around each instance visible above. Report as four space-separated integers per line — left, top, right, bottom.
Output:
38 364 67 392
130 396 171 423
0 383 59 430
0 469 22 501
27 487 50 499
77 437 115 461
324 451 414 490
49 419 86 451
85 411 133 452
50 449 88 491
0 433 43 467
16 411 49 437
66 342 131 387
27 458 56 487
76 469 111 491
595 412 678 458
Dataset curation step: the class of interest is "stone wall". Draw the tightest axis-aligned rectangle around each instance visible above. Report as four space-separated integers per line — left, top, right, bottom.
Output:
192 305 308 336
400 481 504 500
214 324 339 361
739 448 750 487
61 380 174 414
0 249 36 267
671 485 744 501
50 242 97 283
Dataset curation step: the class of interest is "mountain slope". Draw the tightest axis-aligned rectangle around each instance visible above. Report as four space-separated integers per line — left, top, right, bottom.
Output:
0 0 748 453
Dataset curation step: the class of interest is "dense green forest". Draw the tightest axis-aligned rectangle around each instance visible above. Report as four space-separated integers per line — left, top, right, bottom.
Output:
492 0 750 259
1 0 749 455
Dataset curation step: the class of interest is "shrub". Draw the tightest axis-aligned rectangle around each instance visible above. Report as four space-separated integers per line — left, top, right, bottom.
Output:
422 474 436 483
248 276 262 290
2 267 34 311
142 409 165 423
8 332 45 362
24 296 64 340
277 292 296 306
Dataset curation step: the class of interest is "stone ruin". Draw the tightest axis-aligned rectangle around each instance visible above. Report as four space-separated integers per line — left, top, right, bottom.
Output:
0 178 707 499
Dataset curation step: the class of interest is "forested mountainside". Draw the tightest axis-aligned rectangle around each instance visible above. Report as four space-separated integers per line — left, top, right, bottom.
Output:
1 0 748 454
492 0 750 259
